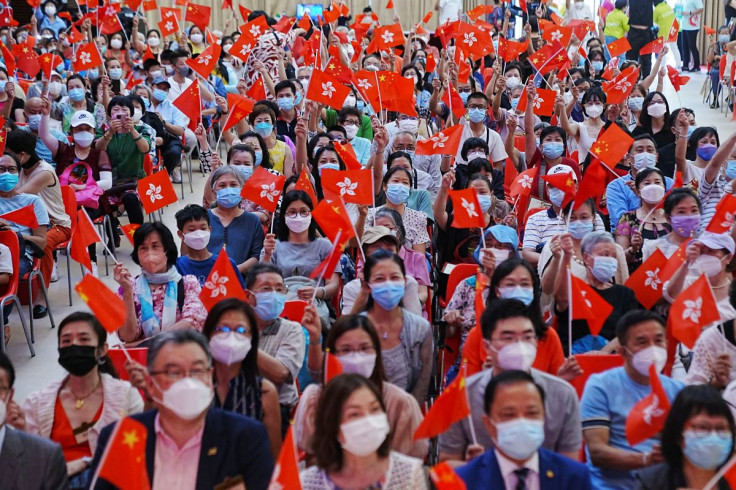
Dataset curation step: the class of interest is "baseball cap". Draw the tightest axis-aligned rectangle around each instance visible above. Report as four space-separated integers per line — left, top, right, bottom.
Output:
548 164 578 182
362 226 400 249
151 75 170 87
696 231 735 255
70 110 96 129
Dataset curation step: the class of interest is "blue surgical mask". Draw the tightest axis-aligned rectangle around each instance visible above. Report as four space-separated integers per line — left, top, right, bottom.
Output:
254 122 273 138
477 194 492 213
86 68 99 80
68 87 85 102
548 187 565 207
0 173 18 192
254 151 263 166
356 100 365 111
683 431 733 470
0 81 6 92
294 92 303 105
510 97 520 110
592 60 604 71
318 163 340 176
370 280 405 310
498 285 534 306
591 255 617 282
109 68 123 80
27 114 41 131
253 291 286 321
277 97 294 111
697 144 718 161
726 161 736 180
153 88 168 102
541 142 564 159
386 183 410 205
687 125 697 138
231 164 253 181
459 91 470 104
216 187 242 209
467 107 485 123
568 220 594 239
493 418 545 461
141 96 151 110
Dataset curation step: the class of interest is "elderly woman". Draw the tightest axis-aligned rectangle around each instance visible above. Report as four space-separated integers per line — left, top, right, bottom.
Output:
206 166 265 275
553 230 641 355
113 222 207 345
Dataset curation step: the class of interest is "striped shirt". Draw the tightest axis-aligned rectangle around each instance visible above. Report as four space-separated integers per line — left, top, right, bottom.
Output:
522 208 605 251
698 174 729 233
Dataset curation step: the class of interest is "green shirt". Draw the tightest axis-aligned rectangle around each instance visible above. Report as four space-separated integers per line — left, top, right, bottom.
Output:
99 126 151 180
603 9 629 39
324 110 374 140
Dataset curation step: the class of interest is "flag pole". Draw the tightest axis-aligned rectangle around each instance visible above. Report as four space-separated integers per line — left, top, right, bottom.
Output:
703 452 736 490
81 208 119 265
567 266 573 356
310 230 342 303
463 364 479 445
342 198 366 264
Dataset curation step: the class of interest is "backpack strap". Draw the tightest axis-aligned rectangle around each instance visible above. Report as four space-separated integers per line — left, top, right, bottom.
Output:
177 278 185 312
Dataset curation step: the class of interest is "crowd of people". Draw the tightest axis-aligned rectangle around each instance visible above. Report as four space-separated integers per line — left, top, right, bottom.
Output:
0 0 736 488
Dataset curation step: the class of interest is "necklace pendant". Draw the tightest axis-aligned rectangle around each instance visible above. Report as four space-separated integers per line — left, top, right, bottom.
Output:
75 399 85 410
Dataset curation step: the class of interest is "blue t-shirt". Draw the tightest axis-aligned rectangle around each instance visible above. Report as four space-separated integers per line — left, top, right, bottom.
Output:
0 193 50 235
207 210 265 270
580 366 684 489
176 254 246 289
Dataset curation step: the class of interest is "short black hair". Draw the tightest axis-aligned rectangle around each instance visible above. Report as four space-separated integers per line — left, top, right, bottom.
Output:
664 188 700 215
661 385 736 469
382 165 413 188
688 126 720 151
466 91 488 107
484 370 545 414
0 351 15 388
170 49 190 64
480 298 535 340
143 58 161 71
386 151 413 171
327 125 347 138
5 130 40 165
634 167 665 189
461 137 489 160
338 107 362 123
175 204 210 231
616 309 666 346
277 190 317 241
147 330 212 369
245 262 283 290
131 222 178 269
630 133 658 151
274 79 296 96
106 95 134 117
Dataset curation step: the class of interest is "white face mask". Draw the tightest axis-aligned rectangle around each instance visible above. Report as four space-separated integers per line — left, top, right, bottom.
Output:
494 341 537 371
159 377 213 420
73 131 95 147
147 37 160 47
338 352 376 378
49 81 62 96
629 345 668 376
506 76 521 89
694 254 724 278
343 95 357 107
344 124 359 140
399 119 418 134
467 151 487 161
285 214 312 233
340 413 390 456
209 332 252 366
110 38 123 50
633 152 657 171
586 104 603 118
0 397 6 425
490 248 510 263
183 229 210 250
190 33 204 44
639 183 665 204
132 108 143 123
647 102 667 118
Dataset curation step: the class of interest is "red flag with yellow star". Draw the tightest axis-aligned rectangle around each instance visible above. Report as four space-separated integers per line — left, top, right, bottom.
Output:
414 368 471 439
172 79 201 130
70 209 102 272
121 223 140 245
12 37 40 77
430 462 467 489
95 417 150 489
589 123 634 167
542 171 577 209
0 126 5 155
294 167 319 206
312 199 356 246
74 274 127 333
528 40 568 75
222 93 255 133
185 2 211 30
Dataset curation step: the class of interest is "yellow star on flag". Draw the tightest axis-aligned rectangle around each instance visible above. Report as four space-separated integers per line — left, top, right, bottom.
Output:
79 291 89 302
122 430 141 450
378 75 386 82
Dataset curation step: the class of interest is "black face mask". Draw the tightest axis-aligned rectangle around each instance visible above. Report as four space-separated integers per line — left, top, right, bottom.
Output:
58 345 98 376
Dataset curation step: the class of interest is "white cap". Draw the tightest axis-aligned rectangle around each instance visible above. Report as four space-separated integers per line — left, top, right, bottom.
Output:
696 231 735 255
548 164 578 182
70 110 96 129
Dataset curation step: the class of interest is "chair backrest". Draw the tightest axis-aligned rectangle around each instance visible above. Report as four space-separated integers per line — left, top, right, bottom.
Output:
444 263 479 303
60 185 78 235
0 230 21 297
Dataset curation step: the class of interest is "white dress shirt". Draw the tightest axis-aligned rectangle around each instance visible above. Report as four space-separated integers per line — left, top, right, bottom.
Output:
496 449 540 490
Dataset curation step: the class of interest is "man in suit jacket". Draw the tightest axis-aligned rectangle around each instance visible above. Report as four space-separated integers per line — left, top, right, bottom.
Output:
0 352 68 490
456 370 591 490
89 330 274 490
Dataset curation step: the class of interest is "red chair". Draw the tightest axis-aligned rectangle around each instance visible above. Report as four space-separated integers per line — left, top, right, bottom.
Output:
0 230 34 356
55 186 77 306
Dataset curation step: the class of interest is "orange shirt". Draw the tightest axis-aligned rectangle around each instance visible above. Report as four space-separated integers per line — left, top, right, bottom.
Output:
463 325 565 377
49 396 103 462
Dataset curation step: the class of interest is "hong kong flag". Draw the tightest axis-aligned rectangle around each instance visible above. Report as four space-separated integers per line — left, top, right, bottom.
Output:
625 248 668 309
516 86 556 116
137 170 177 214
372 23 404 51
603 66 640 104
706 194 736 234
241 167 285 213
449 188 486 229
73 42 103 72
510 167 539 200
666 65 690 92
186 43 221 79
199 249 247 311
306 69 351 110
158 17 180 38
570 273 613 337
416 124 464 156
625 365 672 446
669 274 720 349
321 168 373 205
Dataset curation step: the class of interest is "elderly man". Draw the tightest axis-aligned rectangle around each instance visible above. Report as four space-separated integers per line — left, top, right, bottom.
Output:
90 330 273 490
148 76 188 182
386 130 441 199
19 97 66 167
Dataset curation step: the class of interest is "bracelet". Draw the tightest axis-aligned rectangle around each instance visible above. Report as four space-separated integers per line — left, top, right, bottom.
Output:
320 287 326 299
133 135 142 142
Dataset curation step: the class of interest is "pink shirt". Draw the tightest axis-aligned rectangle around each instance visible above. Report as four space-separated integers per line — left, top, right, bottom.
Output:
153 414 204 490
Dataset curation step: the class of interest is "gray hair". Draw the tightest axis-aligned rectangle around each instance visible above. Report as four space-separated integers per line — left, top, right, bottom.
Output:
210 165 245 189
580 230 615 256
133 84 152 99
374 207 406 246
146 330 212 370
393 130 416 142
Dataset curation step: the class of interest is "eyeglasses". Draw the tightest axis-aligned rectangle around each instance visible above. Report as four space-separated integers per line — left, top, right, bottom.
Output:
251 285 288 294
149 366 212 382
334 346 376 356
215 325 249 335
0 167 18 174
286 210 310 219
467 104 488 110
393 145 416 152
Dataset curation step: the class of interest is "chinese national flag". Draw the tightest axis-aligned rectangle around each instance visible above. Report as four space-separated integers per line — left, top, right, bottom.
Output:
238 5 251 21
541 23 573 48
297 13 311 31
449 189 486 229
0 43 14 76
0 128 5 155
603 66 640 104
573 158 607 210
185 2 211 30
658 240 689 282
590 123 634 167
570 274 613 337
0 205 39 229
425 52 437 73
273 16 295 34
199 249 247 311
640 37 664 55
294 167 318 206
625 248 668 309
172 79 201 128
221 0 231 9
386 0 394 8
121 223 140 245
414 368 471 439
186 43 221 79
137 170 178 214
380 73 418 117
504 158 518 201
95 417 150 489
706 194 736 233
324 351 344 383
312 199 356 245
373 23 404 51
99 14 123 35
542 171 576 209
221 94 255 133
704 26 716 36
142 0 156 10
422 11 433 24
75 274 127 333
474 272 488 329
606 37 631 58
416 124 464 156
141 45 154 61
268 427 302 490
528 41 568 75
321 169 373 205
516 86 556 117
245 77 266 101
324 56 352 84
430 462 467 490
12 38 40 77
498 37 528 63
281 300 308 323
466 4 494 20
441 82 467 119
241 167 285 213
625 364 671 446
125 76 143 91
509 167 538 200
457 22 493 59
73 42 103 72
323 4 340 23
333 141 362 171
669 274 719 349
310 234 345 281
306 69 351 110
158 17 180 38
435 20 460 47
70 209 102 272
666 65 690 92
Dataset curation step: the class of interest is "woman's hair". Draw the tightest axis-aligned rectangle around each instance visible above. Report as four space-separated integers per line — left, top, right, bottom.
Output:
201 298 260 385
66 74 87 90
145 29 161 39
238 131 272 169
401 64 423 91
634 167 665 189
363 249 406 311
468 172 493 193
539 126 568 153
661 384 736 469
325 315 386 388
382 166 413 188
311 373 391 471
58 312 118 378
214 36 235 83
227 144 256 165
664 188 701 215
486 257 546 339
561 197 595 218
688 126 721 152
307 132 331 166
247 105 276 126
461 137 489 160
131 222 178 269
311 144 346 200
277 190 317 242
106 95 134 117
210 165 245 189
374 208 407 247
638 91 671 131
386 151 413 171
581 230 615 256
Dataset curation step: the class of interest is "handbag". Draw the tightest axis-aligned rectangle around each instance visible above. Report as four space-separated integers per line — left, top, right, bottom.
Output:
58 161 104 209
